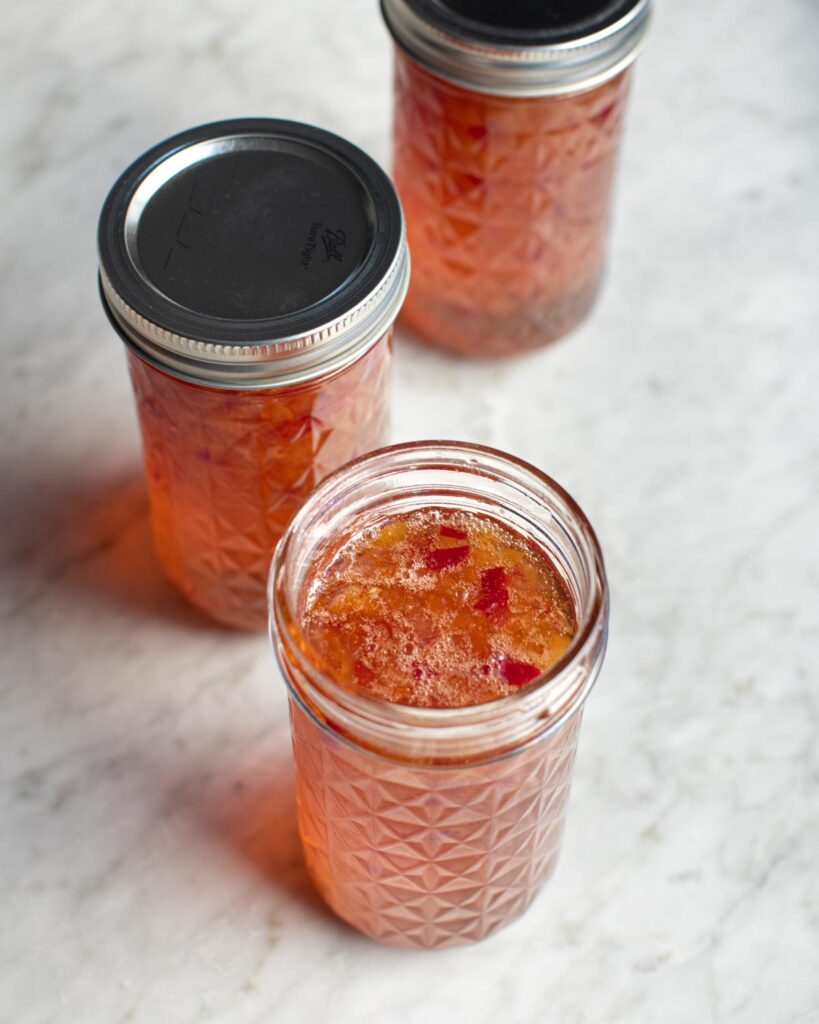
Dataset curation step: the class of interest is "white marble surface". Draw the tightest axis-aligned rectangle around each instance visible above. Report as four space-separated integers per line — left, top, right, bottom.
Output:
2 0 818 1020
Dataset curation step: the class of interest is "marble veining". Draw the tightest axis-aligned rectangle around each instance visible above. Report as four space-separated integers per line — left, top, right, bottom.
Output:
1 0 817 1021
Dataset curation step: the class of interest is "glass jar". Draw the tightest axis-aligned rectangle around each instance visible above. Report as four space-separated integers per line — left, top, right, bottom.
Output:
381 0 651 356
98 119 409 630
271 442 609 948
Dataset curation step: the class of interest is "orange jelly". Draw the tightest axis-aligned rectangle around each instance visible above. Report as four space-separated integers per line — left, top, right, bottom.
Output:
382 0 651 356
127 338 390 631
302 508 577 707
393 57 631 356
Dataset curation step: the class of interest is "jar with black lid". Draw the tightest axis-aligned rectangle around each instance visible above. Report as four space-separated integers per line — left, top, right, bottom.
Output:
98 119 409 630
381 0 651 356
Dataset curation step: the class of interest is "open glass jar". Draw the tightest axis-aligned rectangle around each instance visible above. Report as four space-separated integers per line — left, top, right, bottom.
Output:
98 120 409 630
271 442 608 948
381 0 651 356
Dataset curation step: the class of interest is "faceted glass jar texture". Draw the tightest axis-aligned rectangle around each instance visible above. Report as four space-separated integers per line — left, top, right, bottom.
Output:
272 442 609 948
392 50 632 356
289 696 582 949
128 333 392 631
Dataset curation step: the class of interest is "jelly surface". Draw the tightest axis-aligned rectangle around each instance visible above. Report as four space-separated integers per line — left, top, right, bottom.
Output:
128 334 391 631
392 52 632 355
301 508 577 707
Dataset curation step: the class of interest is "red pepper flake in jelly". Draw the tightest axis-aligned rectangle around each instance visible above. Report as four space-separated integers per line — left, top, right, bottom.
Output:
301 509 577 708
474 566 509 618
426 545 470 570
499 656 541 688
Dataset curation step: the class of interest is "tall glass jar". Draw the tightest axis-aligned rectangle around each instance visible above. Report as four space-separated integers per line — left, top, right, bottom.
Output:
98 120 409 630
271 442 608 948
381 0 651 356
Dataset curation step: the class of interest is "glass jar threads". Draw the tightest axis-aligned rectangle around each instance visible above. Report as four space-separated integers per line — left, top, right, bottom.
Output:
98 119 409 630
381 0 651 356
271 442 609 948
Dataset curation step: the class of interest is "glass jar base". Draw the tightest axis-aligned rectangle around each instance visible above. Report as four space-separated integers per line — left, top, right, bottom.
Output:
174 587 267 632
156 543 269 631
399 276 602 358
305 848 560 949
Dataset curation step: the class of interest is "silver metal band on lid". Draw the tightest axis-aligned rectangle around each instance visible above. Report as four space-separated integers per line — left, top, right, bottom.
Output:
380 0 652 97
100 242 409 390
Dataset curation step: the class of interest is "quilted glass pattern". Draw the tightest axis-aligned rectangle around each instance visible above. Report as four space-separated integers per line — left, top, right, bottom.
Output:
290 699 582 948
392 52 632 355
128 335 392 630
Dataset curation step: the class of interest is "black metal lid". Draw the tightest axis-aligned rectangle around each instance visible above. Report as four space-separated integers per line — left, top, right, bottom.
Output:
99 119 408 388
403 0 639 46
381 0 651 96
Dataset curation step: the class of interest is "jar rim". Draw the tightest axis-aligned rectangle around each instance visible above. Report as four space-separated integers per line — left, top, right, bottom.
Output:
270 441 609 762
381 0 652 97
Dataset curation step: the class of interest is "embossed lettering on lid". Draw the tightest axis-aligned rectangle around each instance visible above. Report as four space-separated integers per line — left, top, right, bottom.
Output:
135 146 370 320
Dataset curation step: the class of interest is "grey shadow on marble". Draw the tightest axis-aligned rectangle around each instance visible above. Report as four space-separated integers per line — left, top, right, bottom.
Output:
171 750 348 933
176 755 450 953
0 459 217 631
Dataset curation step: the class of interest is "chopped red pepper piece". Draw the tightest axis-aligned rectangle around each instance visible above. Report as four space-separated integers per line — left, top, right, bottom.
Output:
499 656 540 687
474 566 509 617
440 525 468 540
425 545 470 570
354 660 376 688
